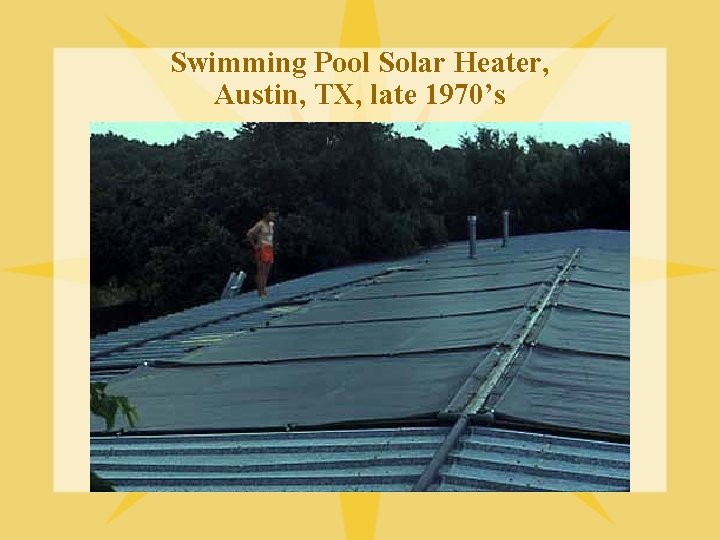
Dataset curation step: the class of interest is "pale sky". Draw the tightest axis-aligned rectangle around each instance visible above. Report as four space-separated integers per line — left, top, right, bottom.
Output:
91 122 629 149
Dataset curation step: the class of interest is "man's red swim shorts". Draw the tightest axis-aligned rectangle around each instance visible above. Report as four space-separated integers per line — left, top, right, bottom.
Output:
255 245 274 264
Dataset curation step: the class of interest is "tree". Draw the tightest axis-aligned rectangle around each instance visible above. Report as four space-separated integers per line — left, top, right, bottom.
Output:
90 126 629 335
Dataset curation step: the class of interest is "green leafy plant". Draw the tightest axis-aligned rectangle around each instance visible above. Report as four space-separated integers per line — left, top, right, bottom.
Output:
90 471 116 492
90 382 139 492
90 382 139 431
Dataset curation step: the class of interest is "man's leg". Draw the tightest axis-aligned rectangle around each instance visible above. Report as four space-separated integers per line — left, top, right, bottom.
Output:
259 262 268 296
265 262 273 295
255 259 263 296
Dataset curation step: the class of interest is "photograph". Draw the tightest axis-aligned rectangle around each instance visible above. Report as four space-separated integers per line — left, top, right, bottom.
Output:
89 121 630 492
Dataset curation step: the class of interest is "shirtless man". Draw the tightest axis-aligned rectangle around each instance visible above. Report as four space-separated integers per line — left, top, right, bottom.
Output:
246 208 276 297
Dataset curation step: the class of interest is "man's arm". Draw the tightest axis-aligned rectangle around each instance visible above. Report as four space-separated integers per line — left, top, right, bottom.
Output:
246 222 260 248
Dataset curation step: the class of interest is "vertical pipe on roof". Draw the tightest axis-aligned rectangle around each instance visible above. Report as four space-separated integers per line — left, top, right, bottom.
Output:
412 415 468 491
502 210 510 247
467 215 477 259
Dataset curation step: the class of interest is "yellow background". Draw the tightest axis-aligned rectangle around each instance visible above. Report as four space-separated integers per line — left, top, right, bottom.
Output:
1 0 715 537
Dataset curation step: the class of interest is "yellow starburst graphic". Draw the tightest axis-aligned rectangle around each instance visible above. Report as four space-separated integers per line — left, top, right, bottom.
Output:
340 493 381 540
106 493 148 524
7 0 675 531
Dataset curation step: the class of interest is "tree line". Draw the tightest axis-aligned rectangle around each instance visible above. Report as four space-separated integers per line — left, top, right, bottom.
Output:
91 123 629 334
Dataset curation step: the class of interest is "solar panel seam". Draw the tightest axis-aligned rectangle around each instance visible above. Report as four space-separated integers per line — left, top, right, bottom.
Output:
464 248 582 414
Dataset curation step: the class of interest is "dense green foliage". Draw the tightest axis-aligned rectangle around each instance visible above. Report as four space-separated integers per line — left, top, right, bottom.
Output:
91 123 628 333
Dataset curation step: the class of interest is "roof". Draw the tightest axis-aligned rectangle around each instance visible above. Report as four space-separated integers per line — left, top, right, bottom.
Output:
91 229 630 491
91 426 628 492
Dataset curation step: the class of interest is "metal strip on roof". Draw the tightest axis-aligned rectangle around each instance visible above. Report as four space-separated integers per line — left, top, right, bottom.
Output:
90 424 629 492
434 425 629 491
91 427 450 492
